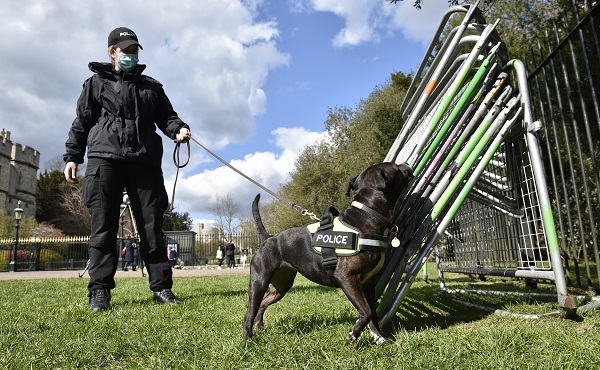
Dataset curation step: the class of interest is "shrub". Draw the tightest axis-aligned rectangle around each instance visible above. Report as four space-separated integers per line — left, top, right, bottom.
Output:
0 249 30 271
38 249 65 270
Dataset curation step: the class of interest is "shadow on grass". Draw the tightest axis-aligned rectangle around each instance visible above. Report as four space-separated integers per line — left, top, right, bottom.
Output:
383 284 490 335
240 280 506 339
382 279 570 337
243 284 358 336
183 277 340 301
242 282 491 340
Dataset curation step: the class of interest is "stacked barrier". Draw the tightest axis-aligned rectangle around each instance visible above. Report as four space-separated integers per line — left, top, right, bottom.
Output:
376 1 576 327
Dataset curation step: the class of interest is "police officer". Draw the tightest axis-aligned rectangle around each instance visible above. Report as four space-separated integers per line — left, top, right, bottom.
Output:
64 27 191 311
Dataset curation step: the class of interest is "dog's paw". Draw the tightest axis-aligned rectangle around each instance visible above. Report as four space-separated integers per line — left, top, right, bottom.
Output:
374 335 386 345
347 332 358 345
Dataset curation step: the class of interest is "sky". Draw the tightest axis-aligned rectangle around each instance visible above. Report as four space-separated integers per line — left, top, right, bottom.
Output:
0 0 454 228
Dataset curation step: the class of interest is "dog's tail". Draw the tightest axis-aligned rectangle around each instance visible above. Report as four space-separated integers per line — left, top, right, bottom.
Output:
252 193 271 242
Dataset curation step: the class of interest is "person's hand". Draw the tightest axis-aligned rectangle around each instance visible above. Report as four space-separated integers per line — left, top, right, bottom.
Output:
176 127 191 143
64 162 78 184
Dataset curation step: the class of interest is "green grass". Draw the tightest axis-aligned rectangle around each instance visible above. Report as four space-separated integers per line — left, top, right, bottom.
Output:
0 268 599 370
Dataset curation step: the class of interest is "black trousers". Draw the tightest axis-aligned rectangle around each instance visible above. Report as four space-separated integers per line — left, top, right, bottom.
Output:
84 157 172 293
226 254 235 268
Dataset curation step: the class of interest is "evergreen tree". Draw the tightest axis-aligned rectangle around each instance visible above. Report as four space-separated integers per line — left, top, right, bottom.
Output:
35 170 66 224
163 208 194 231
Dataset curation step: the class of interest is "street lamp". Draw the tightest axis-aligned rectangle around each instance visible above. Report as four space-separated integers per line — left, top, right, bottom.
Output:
10 201 24 272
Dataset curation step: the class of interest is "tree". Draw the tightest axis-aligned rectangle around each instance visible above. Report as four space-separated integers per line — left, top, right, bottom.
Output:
238 208 259 234
477 0 563 60
163 208 194 231
30 222 64 238
57 183 91 235
35 170 67 225
0 211 38 239
386 0 466 9
43 155 69 172
387 0 567 61
208 193 241 236
266 73 410 231
35 168 90 235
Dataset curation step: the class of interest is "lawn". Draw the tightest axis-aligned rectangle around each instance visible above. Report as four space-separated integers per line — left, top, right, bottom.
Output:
0 266 598 369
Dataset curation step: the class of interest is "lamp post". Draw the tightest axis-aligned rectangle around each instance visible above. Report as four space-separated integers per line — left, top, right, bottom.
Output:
10 201 24 272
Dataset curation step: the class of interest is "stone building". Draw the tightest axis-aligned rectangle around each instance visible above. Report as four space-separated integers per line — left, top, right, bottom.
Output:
0 129 40 217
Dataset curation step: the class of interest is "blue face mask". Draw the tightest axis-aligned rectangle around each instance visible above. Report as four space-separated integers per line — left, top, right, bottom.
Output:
117 53 139 72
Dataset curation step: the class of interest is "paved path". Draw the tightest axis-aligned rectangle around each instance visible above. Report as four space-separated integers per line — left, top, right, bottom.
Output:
0 267 250 281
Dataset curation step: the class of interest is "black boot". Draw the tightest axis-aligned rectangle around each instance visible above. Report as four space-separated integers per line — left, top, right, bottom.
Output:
153 289 181 304
89 288 111 311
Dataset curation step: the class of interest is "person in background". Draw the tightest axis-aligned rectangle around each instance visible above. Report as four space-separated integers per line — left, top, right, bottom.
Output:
240 249 247 269
123 239 134 271
63 27 191 311
168 247 177 268
225 239 236 269
216 244 224 269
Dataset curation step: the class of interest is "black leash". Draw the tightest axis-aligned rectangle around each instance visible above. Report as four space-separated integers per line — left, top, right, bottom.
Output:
170 137 319 221
169 141 190 212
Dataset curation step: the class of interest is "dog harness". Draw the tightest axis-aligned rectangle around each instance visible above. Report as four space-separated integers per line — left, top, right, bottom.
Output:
307 206 390 283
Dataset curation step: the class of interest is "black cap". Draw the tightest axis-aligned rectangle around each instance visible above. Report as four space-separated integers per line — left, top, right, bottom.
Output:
108 27 143 50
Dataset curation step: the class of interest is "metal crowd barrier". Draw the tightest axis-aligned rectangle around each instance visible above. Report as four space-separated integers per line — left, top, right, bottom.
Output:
376 0 577 327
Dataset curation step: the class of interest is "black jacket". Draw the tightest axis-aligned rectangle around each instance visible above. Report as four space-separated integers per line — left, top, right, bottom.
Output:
64 62 189 166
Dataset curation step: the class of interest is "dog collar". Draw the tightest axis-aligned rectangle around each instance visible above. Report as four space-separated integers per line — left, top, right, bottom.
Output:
351 201 394 228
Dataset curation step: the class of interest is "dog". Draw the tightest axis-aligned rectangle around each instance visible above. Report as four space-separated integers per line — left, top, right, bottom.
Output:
243 162 413 344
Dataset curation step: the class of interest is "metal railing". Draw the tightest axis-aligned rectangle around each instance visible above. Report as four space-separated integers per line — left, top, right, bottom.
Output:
526 0 600 290
0 232 267 272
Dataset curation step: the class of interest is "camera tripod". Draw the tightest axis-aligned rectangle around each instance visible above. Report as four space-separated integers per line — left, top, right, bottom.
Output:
78 194 146 278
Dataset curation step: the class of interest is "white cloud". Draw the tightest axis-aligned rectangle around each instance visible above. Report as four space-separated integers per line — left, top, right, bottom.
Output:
292 0 453 47
311 0 378 47
271 126 325 156
385 1 450 44
0 0 446 226
0 0 290 169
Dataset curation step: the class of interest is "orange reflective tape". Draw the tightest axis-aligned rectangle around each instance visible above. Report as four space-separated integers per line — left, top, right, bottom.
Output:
424 80 436 95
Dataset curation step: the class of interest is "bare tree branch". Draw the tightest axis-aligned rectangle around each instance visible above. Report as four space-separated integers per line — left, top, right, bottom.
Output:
56 184 92 235
208 193 241 237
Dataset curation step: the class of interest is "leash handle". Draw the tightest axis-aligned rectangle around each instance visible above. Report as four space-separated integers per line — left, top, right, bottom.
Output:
170 141 191 211
173 141 191 168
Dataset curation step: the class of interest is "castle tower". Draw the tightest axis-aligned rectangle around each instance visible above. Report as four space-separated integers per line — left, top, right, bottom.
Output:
0 129 40 217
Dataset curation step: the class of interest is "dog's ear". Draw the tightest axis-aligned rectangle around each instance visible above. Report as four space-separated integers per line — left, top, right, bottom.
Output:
398 162 414 180
345 176 358 196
